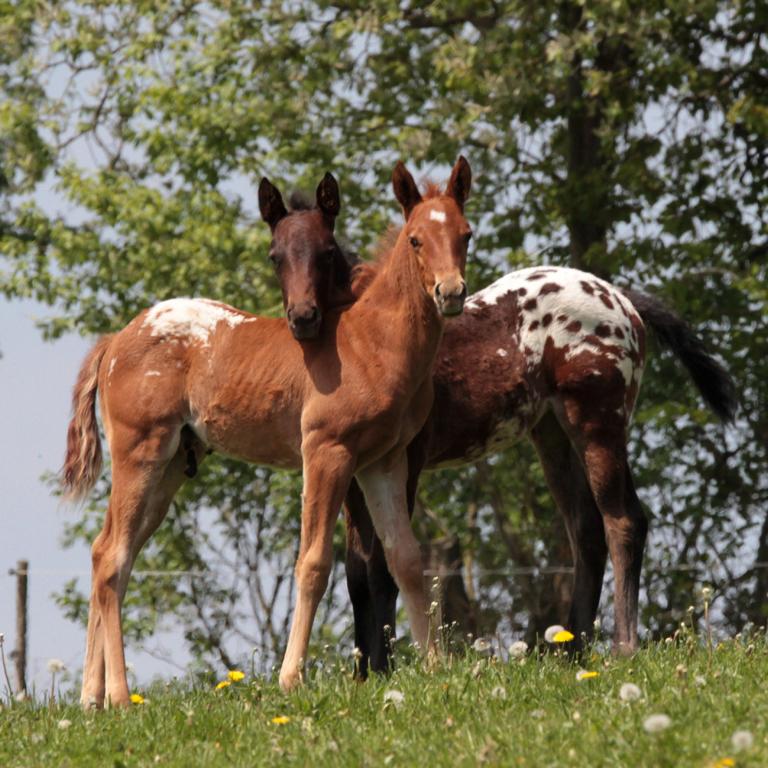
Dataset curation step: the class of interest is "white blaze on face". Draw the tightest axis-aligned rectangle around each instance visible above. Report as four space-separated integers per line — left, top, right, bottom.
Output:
429 209 447 223
142 298 253 346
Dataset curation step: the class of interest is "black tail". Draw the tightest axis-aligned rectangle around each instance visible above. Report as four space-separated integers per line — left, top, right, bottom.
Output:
622 289 738 422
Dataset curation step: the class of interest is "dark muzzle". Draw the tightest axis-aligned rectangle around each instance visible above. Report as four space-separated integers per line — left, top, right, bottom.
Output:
435 280 467 317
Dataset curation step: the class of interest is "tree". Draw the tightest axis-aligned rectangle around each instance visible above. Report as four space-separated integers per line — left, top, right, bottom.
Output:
2 1 765 669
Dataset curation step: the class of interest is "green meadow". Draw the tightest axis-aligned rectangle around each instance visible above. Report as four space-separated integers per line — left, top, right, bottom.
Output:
2 634 765 768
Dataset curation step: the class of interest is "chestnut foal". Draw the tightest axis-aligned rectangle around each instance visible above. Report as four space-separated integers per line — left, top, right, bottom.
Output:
344 267 738 675
62 158 473 707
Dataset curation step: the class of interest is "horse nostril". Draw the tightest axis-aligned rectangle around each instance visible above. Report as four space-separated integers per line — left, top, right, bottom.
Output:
459 282 467 300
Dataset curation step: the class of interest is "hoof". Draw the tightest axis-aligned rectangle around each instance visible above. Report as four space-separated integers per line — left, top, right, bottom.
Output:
278 670 303 692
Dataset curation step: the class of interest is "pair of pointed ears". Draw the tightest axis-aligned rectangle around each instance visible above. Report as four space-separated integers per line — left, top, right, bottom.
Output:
258 173 341 231
392 155 472 219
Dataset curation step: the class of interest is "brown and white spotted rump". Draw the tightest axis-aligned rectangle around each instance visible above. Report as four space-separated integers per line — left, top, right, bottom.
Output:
345 265 737 676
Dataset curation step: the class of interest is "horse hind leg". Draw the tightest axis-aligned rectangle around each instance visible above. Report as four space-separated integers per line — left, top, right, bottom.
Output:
554 396 648 654
81 423 198 708
531 410 608 649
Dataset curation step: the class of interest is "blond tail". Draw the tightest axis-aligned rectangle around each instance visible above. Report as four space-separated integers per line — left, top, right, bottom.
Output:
61 336 113 500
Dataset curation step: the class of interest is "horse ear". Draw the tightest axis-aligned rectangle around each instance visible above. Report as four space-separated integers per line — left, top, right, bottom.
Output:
392 161 422 219
446 155 471 210
316 172 340 223
258 177 288 231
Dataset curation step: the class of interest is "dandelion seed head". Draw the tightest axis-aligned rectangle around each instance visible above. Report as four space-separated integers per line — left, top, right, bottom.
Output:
472 637 492 655
731 730 754 752
383 689 404 708
544 625 565 643
619 682 642 702
490 685 507 700
47 659 66 674
57 719 72 730
643 714 672 734
508 640 528 659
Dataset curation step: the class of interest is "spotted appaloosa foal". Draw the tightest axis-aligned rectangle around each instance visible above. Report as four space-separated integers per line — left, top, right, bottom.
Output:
62 158 473 707
345 265 738 675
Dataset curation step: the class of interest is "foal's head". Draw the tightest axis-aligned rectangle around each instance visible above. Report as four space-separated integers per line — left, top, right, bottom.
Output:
392 157 472 316
259 173 351 340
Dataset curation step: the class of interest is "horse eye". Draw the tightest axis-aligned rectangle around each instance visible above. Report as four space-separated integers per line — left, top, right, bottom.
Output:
463 231 473 244
409 236 421 249
269 252 281 266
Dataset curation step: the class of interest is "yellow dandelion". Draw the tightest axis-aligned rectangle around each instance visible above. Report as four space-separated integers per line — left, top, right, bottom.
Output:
227 670 245 682
575 670 598 681
711 759 735 768
215 680 231 690
129 693 145 705
272 715 291 725
553 630 575 643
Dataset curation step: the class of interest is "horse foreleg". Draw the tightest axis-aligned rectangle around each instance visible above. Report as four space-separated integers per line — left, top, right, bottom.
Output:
356 453 432 657
344 482 378 680
280 444 355 692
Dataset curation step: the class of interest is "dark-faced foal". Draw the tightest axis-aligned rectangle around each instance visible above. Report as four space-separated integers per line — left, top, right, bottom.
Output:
62 158 473 707
345 266 738 676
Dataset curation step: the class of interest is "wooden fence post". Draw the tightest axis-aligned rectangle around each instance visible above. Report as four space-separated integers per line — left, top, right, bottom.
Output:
13 559 28 696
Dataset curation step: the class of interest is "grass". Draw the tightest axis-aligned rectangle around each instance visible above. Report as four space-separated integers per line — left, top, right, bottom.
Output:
1 631 766 767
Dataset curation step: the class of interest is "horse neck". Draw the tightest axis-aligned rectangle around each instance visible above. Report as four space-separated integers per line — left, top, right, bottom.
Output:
358 231 443 372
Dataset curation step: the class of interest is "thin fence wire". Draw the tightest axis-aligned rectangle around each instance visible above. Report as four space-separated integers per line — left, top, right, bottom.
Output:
9 562 768 579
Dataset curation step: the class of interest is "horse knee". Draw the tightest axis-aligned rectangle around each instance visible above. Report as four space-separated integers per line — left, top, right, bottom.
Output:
604 509 647 558
296 553 332 599
384 537 423 596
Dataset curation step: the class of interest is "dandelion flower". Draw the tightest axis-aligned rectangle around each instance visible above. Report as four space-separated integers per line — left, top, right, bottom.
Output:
215 680 231 690
544 625 574 643
619 682 642 702
490 685 507 700
576 669 598 681
643 714 671 734
731 730 754 752
508 640 528 659
713 759 735 768
227 670 245 682
47 659 66 674
57 719 72 730
271 715 291 725
383 689 405 708
472 637 492 655
129 693 145 705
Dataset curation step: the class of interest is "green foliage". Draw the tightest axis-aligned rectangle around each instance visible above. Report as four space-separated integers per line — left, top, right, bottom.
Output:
0 1 766 667
2 640 768 767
